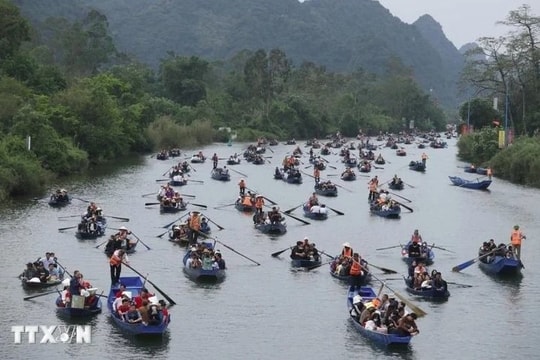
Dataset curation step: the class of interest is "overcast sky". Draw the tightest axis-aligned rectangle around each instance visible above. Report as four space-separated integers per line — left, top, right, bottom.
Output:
376 0 538 48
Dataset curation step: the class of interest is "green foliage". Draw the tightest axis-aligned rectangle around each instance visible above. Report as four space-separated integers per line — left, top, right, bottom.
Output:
0 0 30 60
458 98 502 130
457 127 500 165
490 137 540 187
160 56 209 106
146 117 214 149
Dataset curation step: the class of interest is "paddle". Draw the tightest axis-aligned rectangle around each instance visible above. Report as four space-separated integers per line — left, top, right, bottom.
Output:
144 202 160 206
229 168 248 178
326 205 344 216
129 231 151 250
199 232 260 266
271 246 293 257
24 290 59 301
189 202 208 209
122 262 176 306
307 259 333 271
202 215 225 230
73 197 90 203
368 263 398 274
319 250 334 259
155 179 169 182
395 201 414 213
189 164 197 172
188 180 204 184
58 226 77 232
55 260 72 278
161 167 173 177
213 203 236 210
431 245 455 253
404 182 416 189
333 182 353 192
446 281 473 288
108 215 130 222
281 211 310 225
162 213 190 229
141 192 157 198
95 239 108 248
284 203 304 214
247 188 278 206
370 272 427 317
452 248 498 272
58 215 83 219
376 244 403 251
387 191 412 203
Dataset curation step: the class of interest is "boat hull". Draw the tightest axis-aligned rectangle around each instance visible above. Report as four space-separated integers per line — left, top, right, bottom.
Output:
478 255 523 276
314 184 338 197
56 296 103 318
255 222 287 235
182 251 226 282
403 278 449 301
290 258 321 268
303 205 328 220
401 241 435 266
449 176 491 190
409 161 426 172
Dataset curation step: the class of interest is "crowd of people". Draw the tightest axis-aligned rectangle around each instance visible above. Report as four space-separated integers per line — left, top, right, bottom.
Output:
112 285 169 326
158 184 186 209
290 237 320 262
186 244 226 271
20 252 64 283
77 202 106 236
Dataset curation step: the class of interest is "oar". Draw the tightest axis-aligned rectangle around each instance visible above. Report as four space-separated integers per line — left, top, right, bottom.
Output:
200 232 260 266
404 182 415 189
73 197 90 203
370 272 427 317
446 281 473 288
108 215 130 222
388 191 412 203
326 205 344 216
395 201 413 213
284 203 304 214
333 182 353 192
189 203 207 209
229 168 248 177
156 229 170 238
247 188 278 206
162 213 190 229
130 231 151 250
281 211 310 225
319 250 334 259
58 215 82 219
145 202 160 206
202 215 225 230
213 203 236 210
122 262 176 306
307 259 333 271
368 263 398 274
95 239 108 248
188 180 204 184
452 248 499 272
376 244 403 251
58 225 77 232
189 164 197 172
161 167 173 177
24 290 59 301
55 260 72 278
141 192 157 197
431 245 455 253
271 246 293 257
155 179 169 182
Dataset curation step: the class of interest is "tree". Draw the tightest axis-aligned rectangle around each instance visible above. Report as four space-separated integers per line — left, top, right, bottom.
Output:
459 98 502 130
0 0 30 61
160 55 209 106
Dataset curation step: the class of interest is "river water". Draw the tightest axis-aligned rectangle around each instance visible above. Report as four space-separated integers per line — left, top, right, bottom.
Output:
1 138 538 359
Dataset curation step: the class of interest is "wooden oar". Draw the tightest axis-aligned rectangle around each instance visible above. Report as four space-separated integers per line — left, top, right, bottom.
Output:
145 202 160 206
388 191 412 203
122 262 176 306
333 182 353 192
370 272 427 317
307 259 333 271
141 192 157 197
182 194 196 198
130 231 151 250
189 202 207 209
404 182 415 189
200 232 260 266
55 260 72 278
368 263 398 274
156 229 170 238
229 168 248 177
376 244 402 251
162 213 190 229
271 246 293 257
95 239 108 248
446 281 473 288
452 248 499 272
188 179 204 184
24 290 59 301
284 203 304 214
202 215 225 230
108 215 130 222
155 179 169 182
73 197 90 203
58 225 77 232
395 201 413 213
319 250 334 259
213 203 236 210
247 188 278 205
326 205 344 216
58 215 82 219
161 167 173 177
281 211 310 225
431 245 455 253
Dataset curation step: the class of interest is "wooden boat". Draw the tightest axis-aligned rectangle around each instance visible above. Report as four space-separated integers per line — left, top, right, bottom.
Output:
156 152 169 160
369 203 401 218
284 171 302 184
341 171 356 181
314 183 338 197
417 143 426 149
396 149 407 156
235 196 255 212
254 221 287 235
347 286 412 346
291 257 321 268
329 259 372 285
358 162 371 173
168 149 181 157
190 154 206 163
343 157 358 167
160 202 187 213
401 241 435 266
403 277 450 301
269 139 279 146
168 179 188 187
107 276 170 336
478 252 523 276
226 157 241 165
22 277 62 289
48 194 71 207
449 176 491 190
409 161 426 172
211 168 231 181
182 247 226 282
76 218 107 239
388 181 404 190
463 166 477 173
56 294 103 318
302 204 328 220
374 156 385 165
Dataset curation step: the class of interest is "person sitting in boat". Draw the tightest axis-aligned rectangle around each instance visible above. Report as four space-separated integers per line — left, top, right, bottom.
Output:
365 311 387 334
221 166 229 175
148 301 163 326
432 271 447 292
199 218 210 234
69 270 83 296
342 167 354 177
414 262 427 276
307 192 319 209
290 241 307 260
35 262 50 283
408 241 422 259
47 263 61 281
268 207 282 225
186 251 202 269
410 229 423 244
126 303 143 324
419 242 430 258
172 192 185 208
359 304 377 326
396 313 419 336
158 300 170 325
201 248 214 270
213 251 226 270
134 288 154 308
20 262 37 280
114 283 127 298
117 298 131 321
172 173 185 184
38 252 56 269
59 282 71 307
252 211 266 225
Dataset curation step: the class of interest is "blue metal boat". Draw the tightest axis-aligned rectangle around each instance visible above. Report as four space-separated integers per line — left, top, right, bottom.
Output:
347 286 412 346
401 241 435 266
56 294 102 318
303 204 328 220
449 176 491 190
478 253 523 276
182 247 226 282
107 276 170 336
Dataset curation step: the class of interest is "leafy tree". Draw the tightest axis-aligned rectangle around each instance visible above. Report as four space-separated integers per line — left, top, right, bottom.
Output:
0 0 30 61
459 98 502 130
160 55 209 106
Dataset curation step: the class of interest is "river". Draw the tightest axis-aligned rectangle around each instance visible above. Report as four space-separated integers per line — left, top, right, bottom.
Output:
1 138 538 359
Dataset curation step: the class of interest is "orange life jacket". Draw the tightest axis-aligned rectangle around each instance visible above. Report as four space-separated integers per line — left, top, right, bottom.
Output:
342 248 353 258
189 215 201 230
411 234 421 243
511 230 522 245
109 252 122 266
255 198 264 209
369 183 377 192
242 197 252 206
238 180 245 188
349 261 362 276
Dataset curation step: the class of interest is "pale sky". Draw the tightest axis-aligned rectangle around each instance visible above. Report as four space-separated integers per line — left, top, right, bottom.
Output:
376 0 539 48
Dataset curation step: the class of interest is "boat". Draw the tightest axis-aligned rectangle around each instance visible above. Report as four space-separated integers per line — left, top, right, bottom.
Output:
283 170 302 184
76 218 107 239
290 257 321 268
182 245 226 282
408 161 426 172
107 276 170 336
22 277 62 289
48 194 71 207
343 157 358 167
302 204 328 220
403 277 450 301
56 293 103 318
273 169 284 180
358 162 371 173
341 171 357 181
476 167 488 175
329 258 372 285
211 168 231 181
160 202 187 213
190 154 206 163
448 176 491 190
156 152 169 160
388 181 404 190
254 221 287 235
396 149 407 156
235 196 255 212
463 166 477 173
369 203 401 218
226 157 241 165
478 251 523 276
347 286 413 346
168 179 188 187
401 241 435 266
374 156 385 165
314 183 338 197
